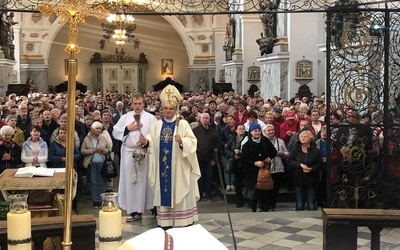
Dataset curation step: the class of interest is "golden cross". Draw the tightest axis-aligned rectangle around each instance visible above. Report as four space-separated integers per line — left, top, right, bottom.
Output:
165 88 173 99
37 0 109 58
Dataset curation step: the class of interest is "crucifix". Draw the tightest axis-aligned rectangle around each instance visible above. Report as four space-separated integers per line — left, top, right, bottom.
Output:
37 1 109 249
37 0 109 58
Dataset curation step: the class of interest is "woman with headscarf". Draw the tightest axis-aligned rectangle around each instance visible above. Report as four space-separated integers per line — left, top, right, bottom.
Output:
81 121 112 208
241 123 277 212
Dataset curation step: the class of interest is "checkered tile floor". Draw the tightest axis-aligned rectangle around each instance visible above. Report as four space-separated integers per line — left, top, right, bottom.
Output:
82 157 400 249
91 202 400 249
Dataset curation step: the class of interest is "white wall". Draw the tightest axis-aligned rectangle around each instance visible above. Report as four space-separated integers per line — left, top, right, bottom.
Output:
289 12 325 98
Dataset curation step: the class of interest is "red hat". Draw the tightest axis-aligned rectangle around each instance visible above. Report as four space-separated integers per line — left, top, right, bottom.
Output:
285 111 296 120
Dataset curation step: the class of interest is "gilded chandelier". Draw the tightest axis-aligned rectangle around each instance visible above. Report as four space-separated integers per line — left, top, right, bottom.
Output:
101 13 140 48
101 1 141 48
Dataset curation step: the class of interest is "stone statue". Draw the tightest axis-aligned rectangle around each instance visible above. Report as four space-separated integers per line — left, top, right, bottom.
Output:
223 15 235 61
257 0 279 55
1 12 17 45
224 16 235 48
138 52 148 63
99 39 106 49
27 77 37 93
0 12 17 60
198 77 207 92
259 0 275 38
256 33 277 56
90 52 102 63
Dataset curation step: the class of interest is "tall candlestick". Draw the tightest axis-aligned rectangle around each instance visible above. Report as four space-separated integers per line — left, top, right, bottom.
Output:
99 192 122 249
7 194 32 250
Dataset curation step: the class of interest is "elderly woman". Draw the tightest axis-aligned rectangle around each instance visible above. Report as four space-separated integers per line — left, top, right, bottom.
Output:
48 125 81 168
21 125 48 167
81 121 112 208
289 129 322 211
241 123 277 212
263 124 289 211
3 114 25 147
0 125 22 173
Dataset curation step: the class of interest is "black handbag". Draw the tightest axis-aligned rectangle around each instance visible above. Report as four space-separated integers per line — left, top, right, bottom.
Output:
101 154 118 178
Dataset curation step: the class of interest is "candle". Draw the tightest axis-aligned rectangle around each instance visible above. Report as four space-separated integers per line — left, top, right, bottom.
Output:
7 211 31 240
99 192 122 246
99 208 122 238
7 194 31 250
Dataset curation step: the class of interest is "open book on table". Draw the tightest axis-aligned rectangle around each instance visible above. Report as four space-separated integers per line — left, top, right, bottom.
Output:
14 166 56 178
117 224 228 250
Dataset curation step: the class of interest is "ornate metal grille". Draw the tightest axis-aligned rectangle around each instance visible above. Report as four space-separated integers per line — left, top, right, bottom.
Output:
2 0 400 15
327 6 400 208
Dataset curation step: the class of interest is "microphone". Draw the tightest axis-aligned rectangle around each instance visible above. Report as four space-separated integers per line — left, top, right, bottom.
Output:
210 132 237 250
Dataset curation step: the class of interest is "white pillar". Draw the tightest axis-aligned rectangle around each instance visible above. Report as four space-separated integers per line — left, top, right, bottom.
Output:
240 15 263 95
213 15 228 82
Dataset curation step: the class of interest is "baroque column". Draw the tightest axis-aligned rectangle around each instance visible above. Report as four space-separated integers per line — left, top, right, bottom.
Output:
257 1 290 100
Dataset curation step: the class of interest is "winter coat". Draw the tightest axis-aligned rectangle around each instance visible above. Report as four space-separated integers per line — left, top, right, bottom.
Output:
48 137 81 168
241 136 277 190
21 137 48 167
0 140 22 173
81 133 112 168
267 136 289 174
289 141 322 188
225 133 247 169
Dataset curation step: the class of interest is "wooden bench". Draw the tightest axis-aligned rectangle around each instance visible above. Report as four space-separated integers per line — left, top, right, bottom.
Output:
0 214 96 250
323 208 400 250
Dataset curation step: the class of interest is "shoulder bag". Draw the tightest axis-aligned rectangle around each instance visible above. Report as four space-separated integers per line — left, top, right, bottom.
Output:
101 150 118 178
255 163 274 190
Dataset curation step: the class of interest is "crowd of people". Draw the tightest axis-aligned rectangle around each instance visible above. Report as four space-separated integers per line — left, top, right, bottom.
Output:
0 85 396 228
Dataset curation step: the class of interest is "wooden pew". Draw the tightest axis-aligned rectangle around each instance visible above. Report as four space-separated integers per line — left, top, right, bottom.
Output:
0 214 96 250
323 208 400 250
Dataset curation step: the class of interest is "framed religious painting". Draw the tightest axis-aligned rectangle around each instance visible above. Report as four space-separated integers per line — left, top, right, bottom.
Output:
161 59 173 75
123 68 132 80
109 68 118 81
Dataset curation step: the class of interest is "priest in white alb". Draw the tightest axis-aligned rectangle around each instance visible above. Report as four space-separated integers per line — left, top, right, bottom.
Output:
113 93 157 222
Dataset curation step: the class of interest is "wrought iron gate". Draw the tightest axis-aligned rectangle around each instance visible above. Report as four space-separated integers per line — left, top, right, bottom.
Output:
326 5 400 209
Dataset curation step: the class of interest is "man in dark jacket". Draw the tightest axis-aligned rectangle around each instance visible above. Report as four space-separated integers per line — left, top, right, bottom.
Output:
112 101 126 124
16 103 32 139
193 113 219 202
42 109 59 136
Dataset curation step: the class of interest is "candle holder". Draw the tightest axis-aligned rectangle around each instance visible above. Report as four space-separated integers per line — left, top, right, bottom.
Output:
7 194 32 250
99 192 122 250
